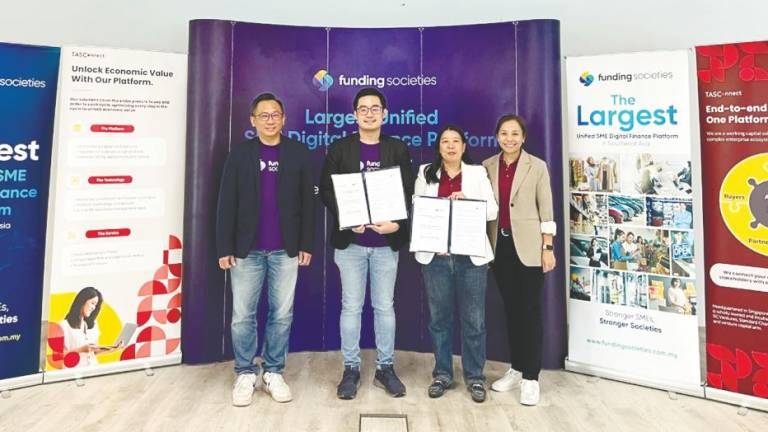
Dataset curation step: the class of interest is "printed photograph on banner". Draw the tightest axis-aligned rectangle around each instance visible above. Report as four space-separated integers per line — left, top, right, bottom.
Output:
619 153 693 196
608 194 645 226
623 272 649 308
569 192 609 235
570 234 609 269
647 276 697 316
592 269 625 305
45 236 183 371
569 266 594 301
609 226 670 275
569 154 620 192
646 197 693 229
670 230 695 278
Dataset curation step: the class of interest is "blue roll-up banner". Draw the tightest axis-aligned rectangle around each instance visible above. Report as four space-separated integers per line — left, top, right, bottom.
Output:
0 42 60 388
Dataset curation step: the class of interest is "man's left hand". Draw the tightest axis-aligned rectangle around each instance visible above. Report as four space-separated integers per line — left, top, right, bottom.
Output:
298 251 312 266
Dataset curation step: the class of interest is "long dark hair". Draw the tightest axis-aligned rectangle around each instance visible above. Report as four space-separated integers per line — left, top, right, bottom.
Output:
65 287 103 330
425 125 472 184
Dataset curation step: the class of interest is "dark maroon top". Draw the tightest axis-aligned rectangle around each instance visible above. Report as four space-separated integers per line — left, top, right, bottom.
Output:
498 157 518 231
438 170 462 198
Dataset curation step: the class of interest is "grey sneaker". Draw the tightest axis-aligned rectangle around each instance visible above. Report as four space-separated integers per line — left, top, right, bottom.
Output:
468 382 487 403
337 366 361 400
373 365 406 397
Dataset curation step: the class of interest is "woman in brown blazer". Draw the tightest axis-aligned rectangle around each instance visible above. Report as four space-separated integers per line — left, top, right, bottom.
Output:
482 114 557 406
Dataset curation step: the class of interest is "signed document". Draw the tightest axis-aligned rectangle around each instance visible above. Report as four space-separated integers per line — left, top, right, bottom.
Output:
449 199 487 257
331 172 370 229
410 196 450 254
365 167 407 224
410 196 487 256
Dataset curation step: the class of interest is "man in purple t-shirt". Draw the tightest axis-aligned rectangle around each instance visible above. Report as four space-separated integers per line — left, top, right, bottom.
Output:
216 93 315 407
320 88 414 400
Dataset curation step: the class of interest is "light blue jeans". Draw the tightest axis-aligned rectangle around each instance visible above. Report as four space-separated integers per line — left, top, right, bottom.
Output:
230 249 298 375
334 244 399 368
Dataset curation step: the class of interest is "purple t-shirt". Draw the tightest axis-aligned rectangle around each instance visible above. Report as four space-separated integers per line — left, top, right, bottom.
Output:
252 143 284 251
355 143 389 248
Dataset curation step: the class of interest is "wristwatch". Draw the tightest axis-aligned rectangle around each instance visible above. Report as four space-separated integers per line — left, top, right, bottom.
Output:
542 243 554 251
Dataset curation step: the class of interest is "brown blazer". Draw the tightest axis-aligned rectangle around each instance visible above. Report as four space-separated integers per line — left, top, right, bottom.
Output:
483 150 555 267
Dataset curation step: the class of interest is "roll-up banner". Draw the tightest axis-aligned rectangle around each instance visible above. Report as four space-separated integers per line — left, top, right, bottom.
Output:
565 51 705 396
696 41 768 411
42 47 187 381
0 42 59 390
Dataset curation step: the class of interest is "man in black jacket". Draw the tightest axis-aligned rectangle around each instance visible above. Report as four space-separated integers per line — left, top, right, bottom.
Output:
216 93 314 407
320 88 414 400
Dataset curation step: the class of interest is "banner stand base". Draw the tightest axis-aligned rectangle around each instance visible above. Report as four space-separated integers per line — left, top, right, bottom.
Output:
565 359 705 398
43 353 181 384
0 373 43 392
705 387 768 413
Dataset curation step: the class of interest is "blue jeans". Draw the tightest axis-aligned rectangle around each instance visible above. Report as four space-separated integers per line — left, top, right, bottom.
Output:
334 244 398 368
230 249 298 375
422 255 487 385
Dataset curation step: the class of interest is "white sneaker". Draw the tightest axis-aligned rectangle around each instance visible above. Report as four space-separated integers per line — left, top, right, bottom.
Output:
491 367 522 392
232 373 258 407
263 372 293 403
520 379 540 406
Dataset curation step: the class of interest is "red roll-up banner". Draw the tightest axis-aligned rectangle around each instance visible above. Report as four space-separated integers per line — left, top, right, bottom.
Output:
696 41 768 408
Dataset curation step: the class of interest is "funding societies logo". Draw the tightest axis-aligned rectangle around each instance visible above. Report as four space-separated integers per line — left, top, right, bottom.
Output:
579 71 594 87
313 70 333 91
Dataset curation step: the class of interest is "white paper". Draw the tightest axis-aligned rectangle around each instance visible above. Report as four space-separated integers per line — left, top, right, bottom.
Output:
409 196 450 254
449 199 487 257
331 173 370 229
364 167 408 223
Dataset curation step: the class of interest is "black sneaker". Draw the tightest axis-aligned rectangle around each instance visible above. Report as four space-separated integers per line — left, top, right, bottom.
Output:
468 382 486 403
373 365 406 397
337 366 361 400
428 378 452 398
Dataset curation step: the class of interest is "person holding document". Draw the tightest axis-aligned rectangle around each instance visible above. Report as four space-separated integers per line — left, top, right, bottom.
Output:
320 88 414 400
413 125 498 403
483 114 556 406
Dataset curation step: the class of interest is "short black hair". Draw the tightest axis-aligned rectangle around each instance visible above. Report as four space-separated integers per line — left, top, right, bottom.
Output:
353 88 387 111
250 92 285 115
494 114 527 137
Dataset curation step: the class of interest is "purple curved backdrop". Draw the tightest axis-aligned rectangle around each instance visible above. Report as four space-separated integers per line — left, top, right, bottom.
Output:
183 19 565 369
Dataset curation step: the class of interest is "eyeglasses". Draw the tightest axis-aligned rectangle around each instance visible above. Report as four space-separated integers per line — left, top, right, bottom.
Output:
252 112 283 122
356 105 382 115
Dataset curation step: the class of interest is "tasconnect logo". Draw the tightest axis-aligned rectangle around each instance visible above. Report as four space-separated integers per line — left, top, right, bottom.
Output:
579 71 594 87
313 70 334 91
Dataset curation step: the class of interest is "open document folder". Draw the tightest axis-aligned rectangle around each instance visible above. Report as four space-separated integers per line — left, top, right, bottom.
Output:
409 196 487 257
331 167 407 229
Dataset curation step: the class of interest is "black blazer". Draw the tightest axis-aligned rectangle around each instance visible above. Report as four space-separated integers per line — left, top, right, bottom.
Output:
216 136 315 259
320 134 414 251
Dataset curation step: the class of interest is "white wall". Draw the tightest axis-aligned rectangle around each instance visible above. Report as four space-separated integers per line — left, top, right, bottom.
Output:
1 0 766 55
